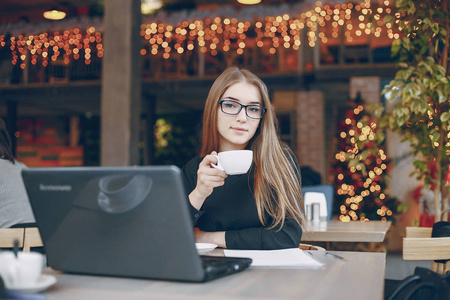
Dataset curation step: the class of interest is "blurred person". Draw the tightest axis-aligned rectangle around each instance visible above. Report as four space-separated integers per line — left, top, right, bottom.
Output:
182 67 305 250
0 117 35 228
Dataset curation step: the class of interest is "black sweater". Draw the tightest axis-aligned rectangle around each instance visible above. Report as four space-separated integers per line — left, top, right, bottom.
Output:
181 155 302 250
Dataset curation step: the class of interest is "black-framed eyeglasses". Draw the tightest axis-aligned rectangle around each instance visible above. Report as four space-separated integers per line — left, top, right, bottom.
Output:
218 99 266 119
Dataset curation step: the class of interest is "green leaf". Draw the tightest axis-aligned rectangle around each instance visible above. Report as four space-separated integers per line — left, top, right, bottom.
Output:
440 112 450 122
392 40 401 56
430 80 438 91
383 15 395 24
437 89 446 103
419 101 428 114
426 57 435 65
436 65 446 75
398 62 409 69
432 131 440 143
374 106 385 118
348 159 358 168
407 2 416 14
411 101 420 113
432 25 439 34
388 117 397 129
379 118 388 128
422 62 433 73
423 18 434 27
401 107 410 116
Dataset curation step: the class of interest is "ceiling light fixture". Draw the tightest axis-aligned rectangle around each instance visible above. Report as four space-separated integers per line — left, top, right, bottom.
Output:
141 0 163 14
237 0 262 4
43 7 67 20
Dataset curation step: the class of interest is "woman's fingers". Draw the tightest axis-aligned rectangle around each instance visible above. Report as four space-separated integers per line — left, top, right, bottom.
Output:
198 173 225 188
200 153 218 168
194 152 227 197
199 152 227 178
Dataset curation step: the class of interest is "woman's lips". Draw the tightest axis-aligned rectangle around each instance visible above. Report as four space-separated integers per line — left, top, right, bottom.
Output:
231 127 247 133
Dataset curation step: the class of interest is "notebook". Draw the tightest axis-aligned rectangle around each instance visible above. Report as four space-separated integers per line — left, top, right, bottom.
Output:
21 166 252 282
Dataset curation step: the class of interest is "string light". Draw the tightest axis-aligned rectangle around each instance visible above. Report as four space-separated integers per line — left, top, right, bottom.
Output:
0 1 398 68
333 98 392 222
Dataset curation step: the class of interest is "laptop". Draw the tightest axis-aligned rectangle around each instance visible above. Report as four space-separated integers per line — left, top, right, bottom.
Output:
21 166 252 282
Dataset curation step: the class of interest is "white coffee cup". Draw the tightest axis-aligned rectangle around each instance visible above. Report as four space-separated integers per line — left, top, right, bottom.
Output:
0 251 45 289
211 150 253 175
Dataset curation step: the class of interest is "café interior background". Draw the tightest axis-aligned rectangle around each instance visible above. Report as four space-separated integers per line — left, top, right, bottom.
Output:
1 0 416 249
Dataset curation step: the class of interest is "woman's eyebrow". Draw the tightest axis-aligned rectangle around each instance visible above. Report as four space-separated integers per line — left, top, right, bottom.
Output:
223 96 261 105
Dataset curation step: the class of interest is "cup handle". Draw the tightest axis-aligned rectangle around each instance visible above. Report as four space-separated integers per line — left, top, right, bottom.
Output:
210 155 224 171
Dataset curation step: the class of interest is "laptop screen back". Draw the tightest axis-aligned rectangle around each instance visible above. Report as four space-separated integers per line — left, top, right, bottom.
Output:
22 166 206 282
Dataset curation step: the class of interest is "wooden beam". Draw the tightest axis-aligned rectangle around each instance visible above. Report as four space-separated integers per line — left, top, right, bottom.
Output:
101 0 142 166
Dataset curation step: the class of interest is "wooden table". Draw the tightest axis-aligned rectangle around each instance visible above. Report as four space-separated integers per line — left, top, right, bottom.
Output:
42 251 386 300
302 220 391 242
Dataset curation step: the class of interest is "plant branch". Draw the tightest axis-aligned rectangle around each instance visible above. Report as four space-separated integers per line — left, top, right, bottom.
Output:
441 0 449 70
434 127 444 222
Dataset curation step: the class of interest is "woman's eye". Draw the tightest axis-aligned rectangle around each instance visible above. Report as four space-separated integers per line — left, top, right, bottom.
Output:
249 106 261 112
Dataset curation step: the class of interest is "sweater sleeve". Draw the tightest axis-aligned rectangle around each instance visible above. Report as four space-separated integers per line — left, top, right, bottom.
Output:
225 218 302 250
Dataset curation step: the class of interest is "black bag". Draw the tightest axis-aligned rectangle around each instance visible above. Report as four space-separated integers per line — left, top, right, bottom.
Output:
385 267 450 300
431 221 450 264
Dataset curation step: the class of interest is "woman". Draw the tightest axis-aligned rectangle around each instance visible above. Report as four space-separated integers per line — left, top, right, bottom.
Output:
0 117 35 228
182 67 305 250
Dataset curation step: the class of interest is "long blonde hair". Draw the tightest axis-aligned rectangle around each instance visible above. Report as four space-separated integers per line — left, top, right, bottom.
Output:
201 66 305 229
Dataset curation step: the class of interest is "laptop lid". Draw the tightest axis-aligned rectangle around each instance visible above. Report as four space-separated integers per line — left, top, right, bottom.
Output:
22 166 208 282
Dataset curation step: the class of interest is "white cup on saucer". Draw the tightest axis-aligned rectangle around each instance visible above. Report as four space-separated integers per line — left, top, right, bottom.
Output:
211 150 253 175
0 251 45 289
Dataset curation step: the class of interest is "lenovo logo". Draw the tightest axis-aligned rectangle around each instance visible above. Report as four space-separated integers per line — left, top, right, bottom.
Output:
39 184 72 192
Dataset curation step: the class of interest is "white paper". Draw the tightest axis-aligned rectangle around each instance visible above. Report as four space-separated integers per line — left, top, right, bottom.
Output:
223 248 324 268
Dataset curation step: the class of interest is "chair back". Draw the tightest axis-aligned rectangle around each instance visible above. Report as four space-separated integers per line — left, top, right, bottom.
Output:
302 184 334 220
0 227 43 252
403 226 450 274
0 228 25 249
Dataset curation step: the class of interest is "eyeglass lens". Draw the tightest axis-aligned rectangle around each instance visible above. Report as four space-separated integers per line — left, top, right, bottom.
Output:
220 100 265 119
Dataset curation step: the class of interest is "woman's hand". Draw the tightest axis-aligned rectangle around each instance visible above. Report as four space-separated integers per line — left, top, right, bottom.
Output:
188 151 227 210
195 228 226 248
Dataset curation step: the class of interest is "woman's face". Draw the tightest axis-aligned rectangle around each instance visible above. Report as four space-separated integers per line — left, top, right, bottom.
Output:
217 81 262 151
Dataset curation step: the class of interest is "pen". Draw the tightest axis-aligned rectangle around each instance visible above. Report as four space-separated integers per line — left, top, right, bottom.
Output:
305 251 314 258
326 252 346 261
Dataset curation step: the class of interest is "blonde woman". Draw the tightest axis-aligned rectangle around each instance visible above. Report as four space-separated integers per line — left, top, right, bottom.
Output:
182 67 305 250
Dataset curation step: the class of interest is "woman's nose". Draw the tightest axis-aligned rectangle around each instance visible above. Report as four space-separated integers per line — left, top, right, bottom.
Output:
236 108 248 122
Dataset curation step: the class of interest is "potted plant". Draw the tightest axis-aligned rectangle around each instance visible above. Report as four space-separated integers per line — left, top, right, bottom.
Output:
350 0 449 223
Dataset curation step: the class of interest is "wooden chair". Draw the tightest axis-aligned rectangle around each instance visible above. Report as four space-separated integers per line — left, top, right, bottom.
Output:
403 226 450 274
0 227 43 252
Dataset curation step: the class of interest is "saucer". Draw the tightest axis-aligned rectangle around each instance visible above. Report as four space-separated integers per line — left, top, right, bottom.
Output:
196 243 218 255
6 275 57 293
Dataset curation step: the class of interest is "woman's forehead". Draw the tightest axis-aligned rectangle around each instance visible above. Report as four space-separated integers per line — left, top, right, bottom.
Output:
222 82 261 104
